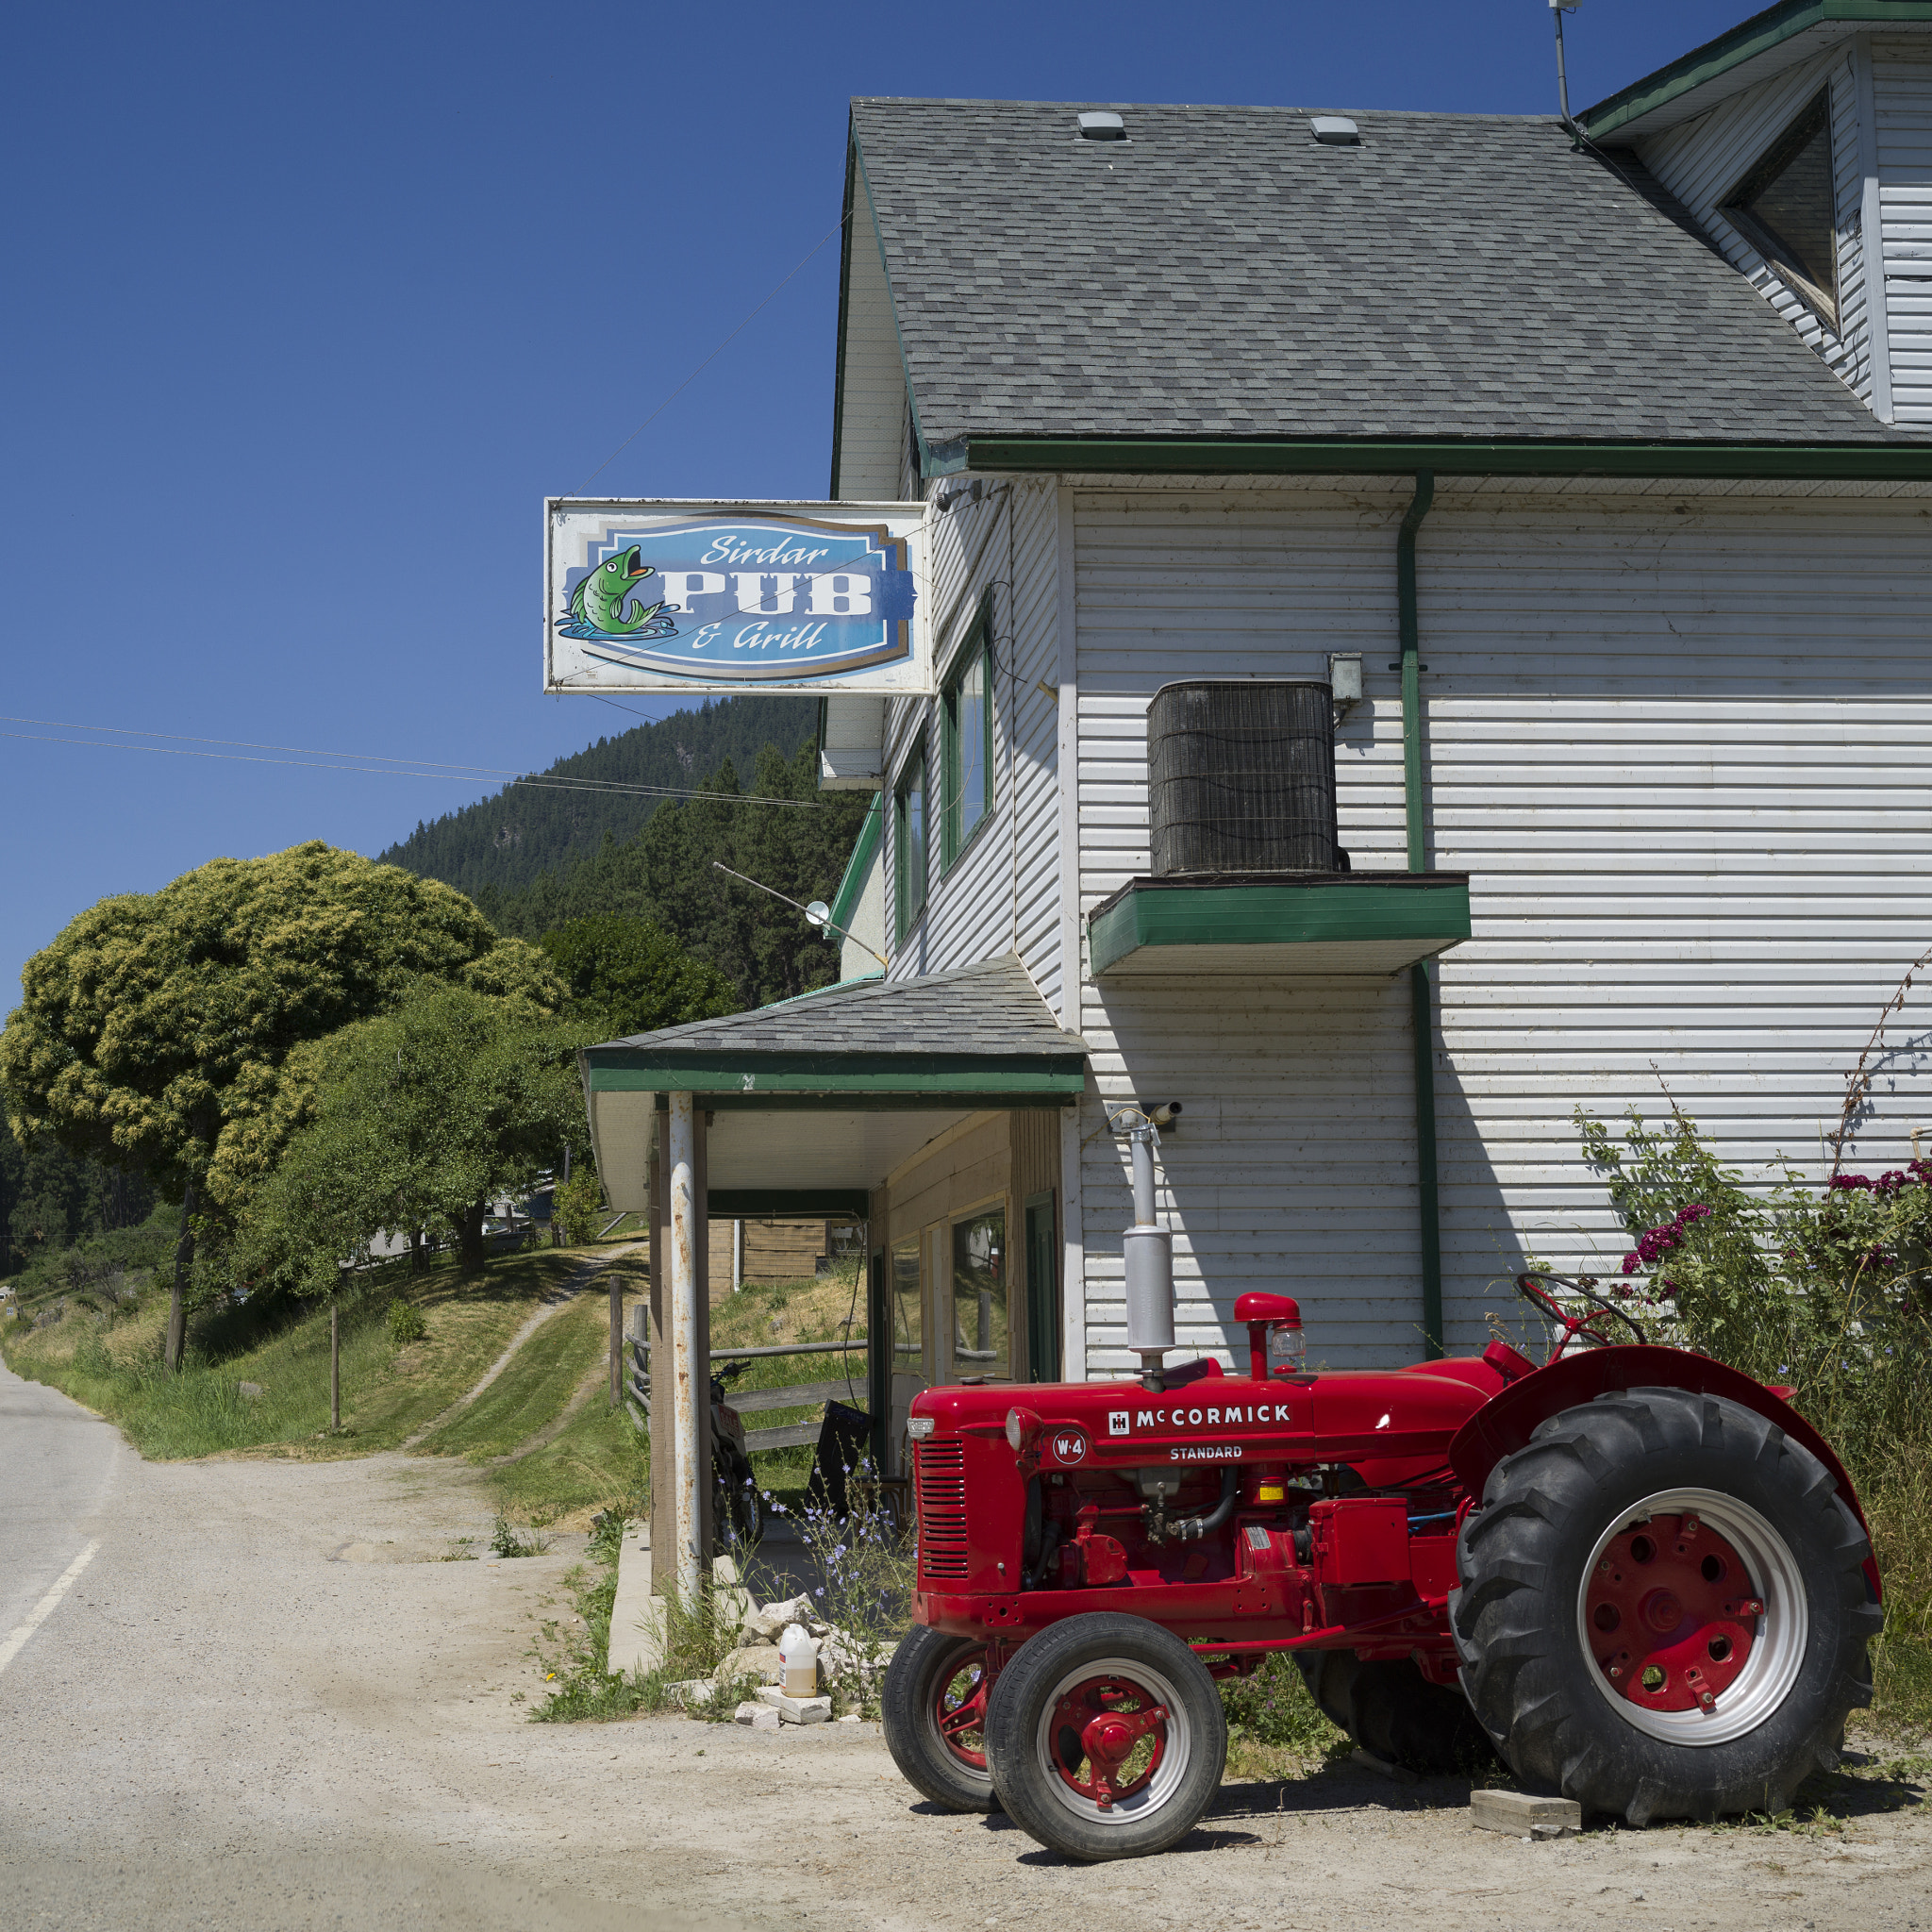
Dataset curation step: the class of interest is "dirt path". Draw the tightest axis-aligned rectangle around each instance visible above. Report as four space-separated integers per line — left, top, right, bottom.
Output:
4 1356 1927 1932
490 1358 610 1468
400 1242 641 1451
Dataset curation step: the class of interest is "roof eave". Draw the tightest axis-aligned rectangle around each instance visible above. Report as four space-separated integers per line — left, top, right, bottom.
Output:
1580 1 1932 145
936 434 1932 481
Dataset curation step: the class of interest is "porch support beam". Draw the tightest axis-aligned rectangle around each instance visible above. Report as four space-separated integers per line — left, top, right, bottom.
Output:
668 1091 703 1601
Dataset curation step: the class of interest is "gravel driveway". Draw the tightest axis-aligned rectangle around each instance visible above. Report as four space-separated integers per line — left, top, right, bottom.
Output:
3 1358 1927 1931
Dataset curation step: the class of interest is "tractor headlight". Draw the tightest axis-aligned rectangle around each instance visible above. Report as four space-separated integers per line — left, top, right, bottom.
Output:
1005 1406 1042 1455
1267 1319 1306 1371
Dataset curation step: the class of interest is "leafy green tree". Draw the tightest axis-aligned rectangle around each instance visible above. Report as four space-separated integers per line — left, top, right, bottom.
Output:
241 982 588 1286
234 983 590 1422
552 1170 605 1246
0 842 562 1369
538 914 739 1039
1 1094 155 1276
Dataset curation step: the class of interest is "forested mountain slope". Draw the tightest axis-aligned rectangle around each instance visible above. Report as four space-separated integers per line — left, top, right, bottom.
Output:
476 741 870 1012
375 696 816 900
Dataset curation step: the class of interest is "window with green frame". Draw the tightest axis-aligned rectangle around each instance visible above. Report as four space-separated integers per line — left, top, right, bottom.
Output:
941 616 994 869
894 747 927 940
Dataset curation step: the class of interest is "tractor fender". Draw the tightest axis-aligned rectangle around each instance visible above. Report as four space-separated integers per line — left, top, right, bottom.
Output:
1447 1343 1869 1535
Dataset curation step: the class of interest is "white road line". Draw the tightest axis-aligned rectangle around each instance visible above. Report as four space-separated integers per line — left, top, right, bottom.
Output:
0 1541 99 1677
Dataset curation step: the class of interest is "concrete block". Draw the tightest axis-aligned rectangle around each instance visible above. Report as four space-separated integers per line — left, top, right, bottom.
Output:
606 1537 663 1678
754 1687 832 1724
734 1702 780 1730
1470 1789 1582 1839
664 1678 719 1707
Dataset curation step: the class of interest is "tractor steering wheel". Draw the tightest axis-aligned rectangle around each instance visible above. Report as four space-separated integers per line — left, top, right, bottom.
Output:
1514 1271 1649 1355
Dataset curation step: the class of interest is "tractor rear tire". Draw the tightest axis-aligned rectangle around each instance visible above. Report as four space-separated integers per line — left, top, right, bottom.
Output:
1294 1650 1494 1774
985 1612 1225 1861
1452 1386 1879 1825
881 1624 997 1813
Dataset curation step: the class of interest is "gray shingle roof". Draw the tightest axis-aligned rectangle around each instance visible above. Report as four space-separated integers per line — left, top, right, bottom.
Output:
849 100 1907 445
591 954 1086 1061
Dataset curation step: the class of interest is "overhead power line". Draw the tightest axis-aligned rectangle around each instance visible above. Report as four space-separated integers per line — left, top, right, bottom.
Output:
0 719 820 809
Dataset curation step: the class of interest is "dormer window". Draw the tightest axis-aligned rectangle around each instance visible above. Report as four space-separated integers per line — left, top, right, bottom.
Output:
1722 90 1838 329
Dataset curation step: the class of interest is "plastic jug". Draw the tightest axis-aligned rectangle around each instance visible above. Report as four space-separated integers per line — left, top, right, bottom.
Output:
778 1623 820 1697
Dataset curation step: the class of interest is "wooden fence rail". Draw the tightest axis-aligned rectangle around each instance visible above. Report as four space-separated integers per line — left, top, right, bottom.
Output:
625 1335 868 1455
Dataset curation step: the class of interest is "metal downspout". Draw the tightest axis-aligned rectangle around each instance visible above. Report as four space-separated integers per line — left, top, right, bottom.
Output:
1398 473 1444 1359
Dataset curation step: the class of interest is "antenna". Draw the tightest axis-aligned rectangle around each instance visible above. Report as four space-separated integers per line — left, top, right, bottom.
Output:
1551 0 1582 140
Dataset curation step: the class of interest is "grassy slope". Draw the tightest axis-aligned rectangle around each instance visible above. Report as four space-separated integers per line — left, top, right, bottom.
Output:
1 1252 558 1460
416 1288 610 1461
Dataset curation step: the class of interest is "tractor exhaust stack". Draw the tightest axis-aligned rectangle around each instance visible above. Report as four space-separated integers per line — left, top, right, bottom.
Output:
1122 1123 1174 1390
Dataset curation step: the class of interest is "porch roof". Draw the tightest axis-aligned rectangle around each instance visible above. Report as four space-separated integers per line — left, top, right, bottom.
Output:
581 954 1087 1102
579 957 1089 1214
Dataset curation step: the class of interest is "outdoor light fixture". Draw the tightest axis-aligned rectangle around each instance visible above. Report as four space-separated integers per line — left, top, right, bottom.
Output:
1328 651 1363 720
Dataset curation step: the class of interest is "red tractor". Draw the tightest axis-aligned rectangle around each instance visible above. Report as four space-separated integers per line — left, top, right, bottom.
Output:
881 1259 1882 1862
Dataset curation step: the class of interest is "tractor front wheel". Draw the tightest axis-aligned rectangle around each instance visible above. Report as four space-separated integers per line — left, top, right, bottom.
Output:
1452 1386 1879 1824
882 1624 998 1812
985 1613 1225 1861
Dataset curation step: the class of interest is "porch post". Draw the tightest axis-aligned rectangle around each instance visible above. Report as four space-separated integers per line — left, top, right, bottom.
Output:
668 1091 703 1600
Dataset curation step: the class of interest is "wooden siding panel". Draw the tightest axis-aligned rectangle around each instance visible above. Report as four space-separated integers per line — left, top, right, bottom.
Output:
1073 480 1932 1376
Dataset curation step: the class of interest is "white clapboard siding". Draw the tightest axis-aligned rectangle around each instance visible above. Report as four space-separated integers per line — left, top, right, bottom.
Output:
884 479 1063 1008
834 169 908 502
1073 477 1932 1374
1639 48 1868 395
1423 487 1932 1355
1874 42 1932 423
1074 481 1424 1373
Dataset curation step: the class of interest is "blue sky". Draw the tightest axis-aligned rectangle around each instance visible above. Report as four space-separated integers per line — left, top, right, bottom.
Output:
1 0 1760 1008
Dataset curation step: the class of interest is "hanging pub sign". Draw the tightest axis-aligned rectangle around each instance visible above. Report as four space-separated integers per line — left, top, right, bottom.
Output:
544 498 930 694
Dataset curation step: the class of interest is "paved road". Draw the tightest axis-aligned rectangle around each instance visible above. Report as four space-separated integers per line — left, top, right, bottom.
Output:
4 1357 1929 1932
0 1361 124 1646
0 1358 673 1931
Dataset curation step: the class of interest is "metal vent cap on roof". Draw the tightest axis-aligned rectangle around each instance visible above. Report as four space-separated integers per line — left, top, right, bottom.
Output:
1077 110 1127 142
1309 115 1359 145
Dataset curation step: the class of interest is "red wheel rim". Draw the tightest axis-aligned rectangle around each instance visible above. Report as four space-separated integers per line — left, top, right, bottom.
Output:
934 1649 989 1770
1585 1509 1761 1714
1045 1674 1170 1812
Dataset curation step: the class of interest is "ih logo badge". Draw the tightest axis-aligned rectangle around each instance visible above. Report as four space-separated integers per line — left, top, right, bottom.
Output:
1049 1426 1089 1466
1108 1410 1130 1437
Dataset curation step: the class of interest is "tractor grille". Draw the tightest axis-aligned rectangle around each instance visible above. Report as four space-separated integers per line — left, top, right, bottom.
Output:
915 1440 968 1581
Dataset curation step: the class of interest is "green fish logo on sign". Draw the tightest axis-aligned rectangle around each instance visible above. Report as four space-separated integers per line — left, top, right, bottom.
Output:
564 545 669 638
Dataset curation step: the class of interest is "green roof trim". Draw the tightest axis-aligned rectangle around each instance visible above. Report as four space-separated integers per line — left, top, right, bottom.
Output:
937 436 1932 481
586 1052 1086 1097
1088 874 1473 977
709 1190 873 1217
829 791 884 935
1581 3 1932 145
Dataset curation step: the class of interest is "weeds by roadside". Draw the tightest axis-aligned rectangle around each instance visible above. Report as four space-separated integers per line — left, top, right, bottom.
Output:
490 1514 549 1557
1217 1655 1350 1783
780 1470 913 1718
529 1513 760 1724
